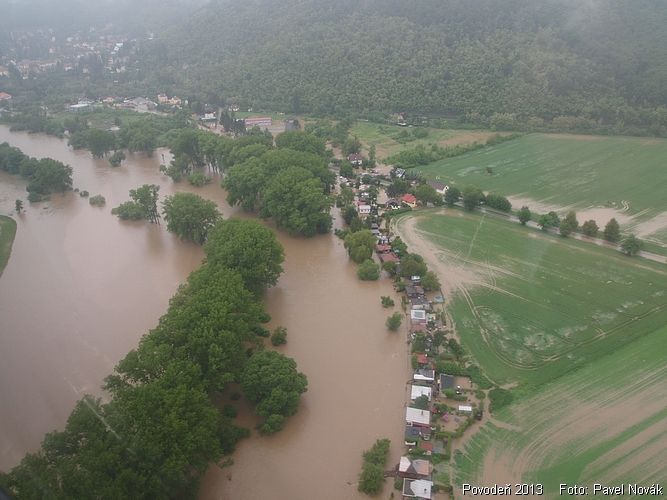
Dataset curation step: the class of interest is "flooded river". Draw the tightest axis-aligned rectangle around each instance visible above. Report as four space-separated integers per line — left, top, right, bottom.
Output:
0 126 410 499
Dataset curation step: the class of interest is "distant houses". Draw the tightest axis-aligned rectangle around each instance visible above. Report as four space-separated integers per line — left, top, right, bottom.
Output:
0 92 12 102
426 180 448 195
347 153 363 166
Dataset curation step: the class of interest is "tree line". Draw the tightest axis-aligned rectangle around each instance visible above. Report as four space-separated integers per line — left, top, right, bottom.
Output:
222 130 335 236
0 142 72 201
0 218 307 498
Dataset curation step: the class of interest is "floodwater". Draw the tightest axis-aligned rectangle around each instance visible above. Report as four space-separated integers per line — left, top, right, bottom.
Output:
0 126 410 499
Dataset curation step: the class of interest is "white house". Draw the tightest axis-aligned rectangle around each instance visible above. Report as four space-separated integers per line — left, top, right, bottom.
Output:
458 405 473 413
410 385 432 401
405 407 431 427
357 204 371 216
413 368 435 382
403 479 433 499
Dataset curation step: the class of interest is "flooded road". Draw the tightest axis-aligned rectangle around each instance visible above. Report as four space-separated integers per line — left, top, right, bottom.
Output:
0 126 410 499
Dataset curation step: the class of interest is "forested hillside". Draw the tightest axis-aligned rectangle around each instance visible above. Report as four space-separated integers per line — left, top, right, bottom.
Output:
141 0 667 133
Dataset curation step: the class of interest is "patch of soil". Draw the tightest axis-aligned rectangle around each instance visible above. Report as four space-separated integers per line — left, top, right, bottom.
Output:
543 133 603 141
633 211 667 239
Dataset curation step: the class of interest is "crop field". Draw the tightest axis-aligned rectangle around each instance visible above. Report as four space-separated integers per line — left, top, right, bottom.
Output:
455 324 667 495
350 121 503 159
396 210 667 494
417 134 667 244
396 210 667 388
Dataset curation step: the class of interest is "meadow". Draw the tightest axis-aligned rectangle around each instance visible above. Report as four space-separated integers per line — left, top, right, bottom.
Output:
0 215 17 276
350 121 502 158
455 324 667 495
398 210 667 389
416 134 667 242
397 209 667 494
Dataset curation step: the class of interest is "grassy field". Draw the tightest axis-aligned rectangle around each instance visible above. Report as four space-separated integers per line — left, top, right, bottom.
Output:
350 121 502 158
397 210 667 494
417 134 667 242
401 210 667 389
0 215 17 276
455 324 667 496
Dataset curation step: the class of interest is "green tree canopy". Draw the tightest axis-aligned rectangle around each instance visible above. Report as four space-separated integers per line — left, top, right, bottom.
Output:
604 218 621 243
85 129 116 158
241 350 308 428
162 192 221 244
581 219 599 237
260 167 332 236
518 205 531 225
462 186 485 211
444 185 461 207
275 130 326 156
620 234 642 256
344 229 376 263
357 259 380 281
204 218 284 294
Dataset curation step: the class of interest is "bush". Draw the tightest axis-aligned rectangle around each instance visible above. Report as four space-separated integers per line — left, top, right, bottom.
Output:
111 201 145 220
79 190 90 197
109 150 126 167
381 296 395 308
421 271 440 291
260 414 286 434
270 326 288 346
358 438 391 495
357 259 380 281
386 312 402 331
188 171 212 187
89 195 106 206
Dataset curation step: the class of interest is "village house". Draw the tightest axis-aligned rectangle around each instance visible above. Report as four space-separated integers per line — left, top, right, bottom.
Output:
386 198 401 210
413 368 435 383
379 252 399 264
405 407 431 427
401 193 417 208
398 456 433 479
410 385 432 401
357 204 371 217
439 374 455 390
157 93 169 104
405 424 430 445
347 153 363 166
403 479 434 499
426 180 448 196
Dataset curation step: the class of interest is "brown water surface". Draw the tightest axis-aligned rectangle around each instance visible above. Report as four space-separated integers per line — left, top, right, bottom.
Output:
0 126 410 499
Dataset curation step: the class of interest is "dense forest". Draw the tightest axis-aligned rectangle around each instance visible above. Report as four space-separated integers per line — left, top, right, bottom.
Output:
136 0 667 134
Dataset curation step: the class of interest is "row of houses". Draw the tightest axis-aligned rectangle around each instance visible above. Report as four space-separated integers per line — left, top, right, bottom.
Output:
395 271 479 498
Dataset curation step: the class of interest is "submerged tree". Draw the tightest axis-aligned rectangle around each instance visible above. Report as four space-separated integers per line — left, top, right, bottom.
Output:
162 192 220 244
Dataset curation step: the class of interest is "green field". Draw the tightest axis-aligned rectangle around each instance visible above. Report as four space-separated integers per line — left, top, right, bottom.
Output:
0 215 17 276
400 210 667 389
455 324 667 496
350 121 499 158
397 210 667 494
418 134 667 241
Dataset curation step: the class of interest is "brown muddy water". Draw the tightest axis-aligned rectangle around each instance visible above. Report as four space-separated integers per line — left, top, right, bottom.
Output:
0 126 410 499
